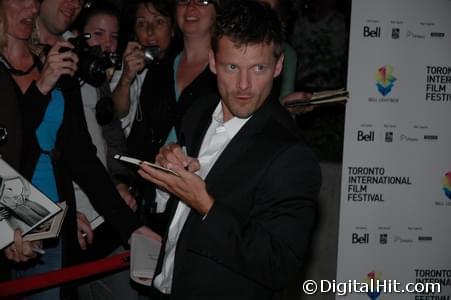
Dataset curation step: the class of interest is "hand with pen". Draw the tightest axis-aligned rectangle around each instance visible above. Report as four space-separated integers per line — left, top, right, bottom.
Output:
76 211 93 251
4 229 43 262
138 143 214 216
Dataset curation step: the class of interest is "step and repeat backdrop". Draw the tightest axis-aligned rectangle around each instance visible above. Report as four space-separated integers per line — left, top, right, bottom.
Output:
336 0 451 299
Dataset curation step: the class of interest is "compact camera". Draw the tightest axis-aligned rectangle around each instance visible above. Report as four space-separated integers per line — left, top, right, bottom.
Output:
142 46 161 66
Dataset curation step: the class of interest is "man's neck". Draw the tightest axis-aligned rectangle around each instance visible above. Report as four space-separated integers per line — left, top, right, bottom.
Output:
36 18 62 46
221 101 233 123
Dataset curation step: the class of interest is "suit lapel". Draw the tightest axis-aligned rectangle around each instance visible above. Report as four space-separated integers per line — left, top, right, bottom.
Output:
182 96 219 156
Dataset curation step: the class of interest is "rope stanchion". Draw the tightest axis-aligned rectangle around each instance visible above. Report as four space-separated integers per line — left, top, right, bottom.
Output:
0 251 130 298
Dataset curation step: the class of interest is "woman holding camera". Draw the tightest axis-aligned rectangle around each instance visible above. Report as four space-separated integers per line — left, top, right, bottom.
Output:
72 1 138 234
73 3 149 298
112 0 180 159
111 0 218 231
110 0 180 232
112 0 219 165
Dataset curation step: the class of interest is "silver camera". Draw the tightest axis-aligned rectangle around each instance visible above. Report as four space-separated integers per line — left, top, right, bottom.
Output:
143 46 161 66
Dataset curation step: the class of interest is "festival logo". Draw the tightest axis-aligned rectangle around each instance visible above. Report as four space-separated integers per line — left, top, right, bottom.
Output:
365 271 382 300
375 65 397 96
443 172 451 200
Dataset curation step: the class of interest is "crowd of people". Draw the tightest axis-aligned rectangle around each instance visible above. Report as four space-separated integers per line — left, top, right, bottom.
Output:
0 0 324 299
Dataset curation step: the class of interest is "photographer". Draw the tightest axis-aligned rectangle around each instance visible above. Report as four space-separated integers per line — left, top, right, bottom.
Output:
71 2 147 299
71 1 137 235
4 0 160 299
110 0 182 233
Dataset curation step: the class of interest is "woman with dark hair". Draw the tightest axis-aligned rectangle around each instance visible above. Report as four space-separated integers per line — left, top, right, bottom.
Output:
112 0 179 142
111 0 180 230
111 0 219 232
72 0 138 233
71 3 149 298
112 0 219 162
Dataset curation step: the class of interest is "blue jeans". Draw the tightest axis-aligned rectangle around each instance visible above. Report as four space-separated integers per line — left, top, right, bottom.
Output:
13 238 62 300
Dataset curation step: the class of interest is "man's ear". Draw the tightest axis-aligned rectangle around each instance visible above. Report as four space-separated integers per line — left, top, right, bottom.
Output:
208 49 217 75
273 53 284 78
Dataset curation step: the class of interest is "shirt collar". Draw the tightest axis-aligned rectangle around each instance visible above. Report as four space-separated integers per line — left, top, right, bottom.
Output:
211 101 251 138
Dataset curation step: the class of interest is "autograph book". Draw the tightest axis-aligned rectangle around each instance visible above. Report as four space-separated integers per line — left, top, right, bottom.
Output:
0 157 62 249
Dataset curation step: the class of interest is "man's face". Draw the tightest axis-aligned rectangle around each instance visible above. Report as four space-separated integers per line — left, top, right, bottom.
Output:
39 0 84 35
209 36 284 122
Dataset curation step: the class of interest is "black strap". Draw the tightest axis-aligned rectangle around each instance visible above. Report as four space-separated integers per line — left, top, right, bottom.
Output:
0 54 41 76
39 147 61 161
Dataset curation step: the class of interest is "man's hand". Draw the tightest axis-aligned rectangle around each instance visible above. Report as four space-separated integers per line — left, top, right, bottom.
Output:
4 230 42 263
116 183 138 212
36 41 79 95
76 211 93 250
281 91 316 115
138 144 214 216
155 143 200 173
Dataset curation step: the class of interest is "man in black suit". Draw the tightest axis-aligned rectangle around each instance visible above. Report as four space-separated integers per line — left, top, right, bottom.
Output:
138 1 321 299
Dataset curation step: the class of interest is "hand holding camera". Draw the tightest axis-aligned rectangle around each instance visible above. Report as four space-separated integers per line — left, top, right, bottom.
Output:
36 41 79 95
120 42 161 86
121 42 146 84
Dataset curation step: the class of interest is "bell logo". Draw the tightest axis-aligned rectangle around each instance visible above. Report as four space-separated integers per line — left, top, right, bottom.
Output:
352 233 369 244
363 26 381 38
357 130 375 142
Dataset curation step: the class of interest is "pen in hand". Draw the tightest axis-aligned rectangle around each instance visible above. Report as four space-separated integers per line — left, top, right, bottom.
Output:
31 247 45 255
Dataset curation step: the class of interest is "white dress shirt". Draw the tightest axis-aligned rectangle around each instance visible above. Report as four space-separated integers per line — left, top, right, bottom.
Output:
153 102 250 294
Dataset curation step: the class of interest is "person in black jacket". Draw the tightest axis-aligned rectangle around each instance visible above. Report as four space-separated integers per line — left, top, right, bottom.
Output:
138 1 321 299
111 0 218 234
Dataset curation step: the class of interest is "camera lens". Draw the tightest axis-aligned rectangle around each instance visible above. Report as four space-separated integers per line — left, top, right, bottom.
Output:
143 46 161 65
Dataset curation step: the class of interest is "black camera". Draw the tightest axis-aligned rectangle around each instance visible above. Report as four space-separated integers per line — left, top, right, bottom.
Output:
59 33 121 88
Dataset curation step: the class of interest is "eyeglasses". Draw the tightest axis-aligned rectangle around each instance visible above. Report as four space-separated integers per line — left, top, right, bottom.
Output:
176 0 213 7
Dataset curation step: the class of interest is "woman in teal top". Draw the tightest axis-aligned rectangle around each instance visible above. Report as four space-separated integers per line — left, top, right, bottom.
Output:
0 0 78 298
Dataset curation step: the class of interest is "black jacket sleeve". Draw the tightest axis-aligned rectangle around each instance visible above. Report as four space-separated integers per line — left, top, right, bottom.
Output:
59 86 142 243
187 144 321 290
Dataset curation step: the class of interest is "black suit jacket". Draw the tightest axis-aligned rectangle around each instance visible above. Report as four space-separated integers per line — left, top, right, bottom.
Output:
155 93 321 300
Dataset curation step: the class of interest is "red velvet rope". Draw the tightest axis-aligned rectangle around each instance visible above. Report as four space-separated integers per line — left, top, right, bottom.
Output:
0 251 130 298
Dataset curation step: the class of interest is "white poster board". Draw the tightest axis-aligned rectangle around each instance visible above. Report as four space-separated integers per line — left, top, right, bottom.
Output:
337 0 451 299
